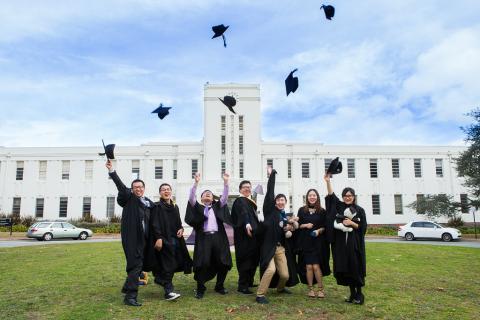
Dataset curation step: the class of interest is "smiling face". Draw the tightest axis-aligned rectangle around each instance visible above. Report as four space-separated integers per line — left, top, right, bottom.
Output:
239 182 252 197
275 196 287 210
201 190 214 205
132 181 145 197
159 184 172 201
343 192 355 205
307 190 318 205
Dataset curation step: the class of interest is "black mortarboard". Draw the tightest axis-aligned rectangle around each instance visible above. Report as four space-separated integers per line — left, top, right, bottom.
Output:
285 69 299 96
320 4 335 20
151 103 171 120
212 24 229 48
326 157 342 175
99 139 115 159
219 95 236 114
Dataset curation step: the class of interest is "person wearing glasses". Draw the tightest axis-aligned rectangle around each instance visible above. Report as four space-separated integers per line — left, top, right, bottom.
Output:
324 174 367 305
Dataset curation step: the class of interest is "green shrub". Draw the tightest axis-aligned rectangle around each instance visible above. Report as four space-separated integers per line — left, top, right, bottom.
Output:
366 226 398 236
447 217 464 227
0 224 28 232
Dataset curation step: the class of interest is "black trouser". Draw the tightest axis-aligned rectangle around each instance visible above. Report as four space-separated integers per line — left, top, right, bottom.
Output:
123 263 142 300
238 267 257 290
153 269 174 296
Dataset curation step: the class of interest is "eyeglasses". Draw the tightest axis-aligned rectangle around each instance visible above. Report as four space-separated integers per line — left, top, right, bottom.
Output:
343 194 354 199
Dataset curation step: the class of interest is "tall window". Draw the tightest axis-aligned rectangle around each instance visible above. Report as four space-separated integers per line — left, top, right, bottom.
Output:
239 161 244 179
82 197 91 217
267 159 273 167
221 135 226 154
435 159 443 177
132 160 140 179
39 161 47 180
106 196 115 218
394 195 403 215
173 160 177 180
372 195 380 215
370 159 378 178
59 197 68 218
324 158 332 173
35 198 44 218
16 161 24 180
221 115 226 131
289 195 293 212
221 161 226 176
287 159 292 179
12 197 21 214
239 115 244 131
414 159 422 178
302 160 310 178
460 194 469 213
85 160 93 180
239 135 244 155
61 160 70 180
347 158 355 178
191 159 198 178
392 159 400 178
155 160 163 179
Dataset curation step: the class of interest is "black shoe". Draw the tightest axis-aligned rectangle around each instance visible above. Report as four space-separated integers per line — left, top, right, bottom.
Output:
165 292 181 301
256 296 269 304
215 287 228 295
195 291 204 299
353 293 364 305
237 288 253 295
277 288 292 294
124 298 142 307
345 295 354 303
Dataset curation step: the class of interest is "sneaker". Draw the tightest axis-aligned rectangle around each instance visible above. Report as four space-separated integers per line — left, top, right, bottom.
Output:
165 292 181 301
237 288 254 295
256 296 269 304
195 291 204 299
277 288 292 294
353 293 364 305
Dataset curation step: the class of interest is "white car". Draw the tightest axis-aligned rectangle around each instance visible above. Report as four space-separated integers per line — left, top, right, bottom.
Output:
27 221 93 241
398 221 462 242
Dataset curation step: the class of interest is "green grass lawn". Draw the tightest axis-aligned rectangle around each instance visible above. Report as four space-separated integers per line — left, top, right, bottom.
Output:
0 243 479 320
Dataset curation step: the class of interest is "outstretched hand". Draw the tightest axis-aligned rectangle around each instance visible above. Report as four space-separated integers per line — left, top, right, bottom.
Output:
223 172 230 184
194 172 201 185
105 160 112 171
323 173 331 182
267 165 273 177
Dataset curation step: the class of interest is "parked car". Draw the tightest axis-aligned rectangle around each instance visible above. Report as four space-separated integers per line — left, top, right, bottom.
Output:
398 221 462 242
27 221 93 241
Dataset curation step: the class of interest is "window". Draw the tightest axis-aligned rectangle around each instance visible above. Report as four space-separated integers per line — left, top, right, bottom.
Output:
16 161 24 180
62 160 70 180
85 160 93 180
82 197 91 217
347 159 355 178
289 195 293 212
221 161 226 176
324 158 332 173
35 198 44 218
106 196 115 218
12 197 21 214
460 194 469 213
239 115 244 131
287 159 292 179
239 161 244 179
39 161 47 180
155 160 163 179
132 160 140 179
392 159 400 178
191 159 198 178
239 135 244 155
435 159 443 177
411 222 422 228
51 222 62 228
372 195 380 215
414 159 422 178
221 115 226 131
59 197 68 218
173 160 177 180
370 159 378 178
394 194 403 215
267 159 273 167
302 160 310 178
221 135 226 154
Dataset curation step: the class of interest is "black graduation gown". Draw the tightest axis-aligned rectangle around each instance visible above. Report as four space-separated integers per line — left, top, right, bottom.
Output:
296 207 331 284
109 171 154 273
231 196 261 273
259 170 299 288
185 199 233 281
325 193 367 287
150 200 192 275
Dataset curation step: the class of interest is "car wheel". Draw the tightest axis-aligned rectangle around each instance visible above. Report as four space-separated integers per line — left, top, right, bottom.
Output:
79 232 88 240
405 232 414 241
43 233 53 241
442 233 452 242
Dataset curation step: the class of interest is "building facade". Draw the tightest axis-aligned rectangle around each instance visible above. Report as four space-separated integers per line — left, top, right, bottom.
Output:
0 83 472 224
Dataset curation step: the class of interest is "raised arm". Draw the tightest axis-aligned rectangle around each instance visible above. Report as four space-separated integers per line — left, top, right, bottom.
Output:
189 172 200 207
324 173 333 195
220 172 230 207
262 166 277 216
106 160 130 206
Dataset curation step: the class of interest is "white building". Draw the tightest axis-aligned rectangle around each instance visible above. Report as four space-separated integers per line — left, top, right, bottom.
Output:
0 83 473 224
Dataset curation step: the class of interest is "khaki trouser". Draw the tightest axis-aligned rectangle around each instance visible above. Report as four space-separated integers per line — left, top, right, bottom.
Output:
256 245 289 296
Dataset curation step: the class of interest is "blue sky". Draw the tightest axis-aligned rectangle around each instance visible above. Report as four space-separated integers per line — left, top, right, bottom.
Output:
0 0 479 147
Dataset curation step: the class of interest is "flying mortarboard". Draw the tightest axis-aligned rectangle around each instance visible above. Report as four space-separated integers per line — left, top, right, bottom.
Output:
99 139 115 160
326 157 342 175
320 4 335 20
151 103 171 120
285 69 299 96
212 24 229 48
219 95 237 114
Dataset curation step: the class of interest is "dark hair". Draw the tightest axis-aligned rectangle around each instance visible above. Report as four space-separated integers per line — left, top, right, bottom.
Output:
274 193 287 202
159 183 172 192
239 180 251 191
341 187 356 204
303 188 323 213
201 189 213 197
131 179 145 188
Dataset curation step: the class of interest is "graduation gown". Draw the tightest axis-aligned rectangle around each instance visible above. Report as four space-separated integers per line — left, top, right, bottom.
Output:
295 207 331 284
185 199 232 282
109 171 154 273
325 193 367 287
259 170 299 288
150 200 192 275
231 195 261 273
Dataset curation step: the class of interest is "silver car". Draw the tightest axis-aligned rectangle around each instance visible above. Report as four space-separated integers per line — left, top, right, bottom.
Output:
27 221 93 241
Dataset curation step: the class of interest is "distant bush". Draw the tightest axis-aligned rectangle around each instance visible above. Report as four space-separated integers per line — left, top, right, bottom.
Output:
109 215 121 223
447 217 464 227
366 226 398 236
0 225 28 232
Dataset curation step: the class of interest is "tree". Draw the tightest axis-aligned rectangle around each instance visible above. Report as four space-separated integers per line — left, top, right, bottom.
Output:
407 194 460 220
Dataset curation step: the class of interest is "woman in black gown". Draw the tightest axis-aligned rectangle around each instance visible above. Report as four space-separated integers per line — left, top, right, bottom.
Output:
296 188 331 298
